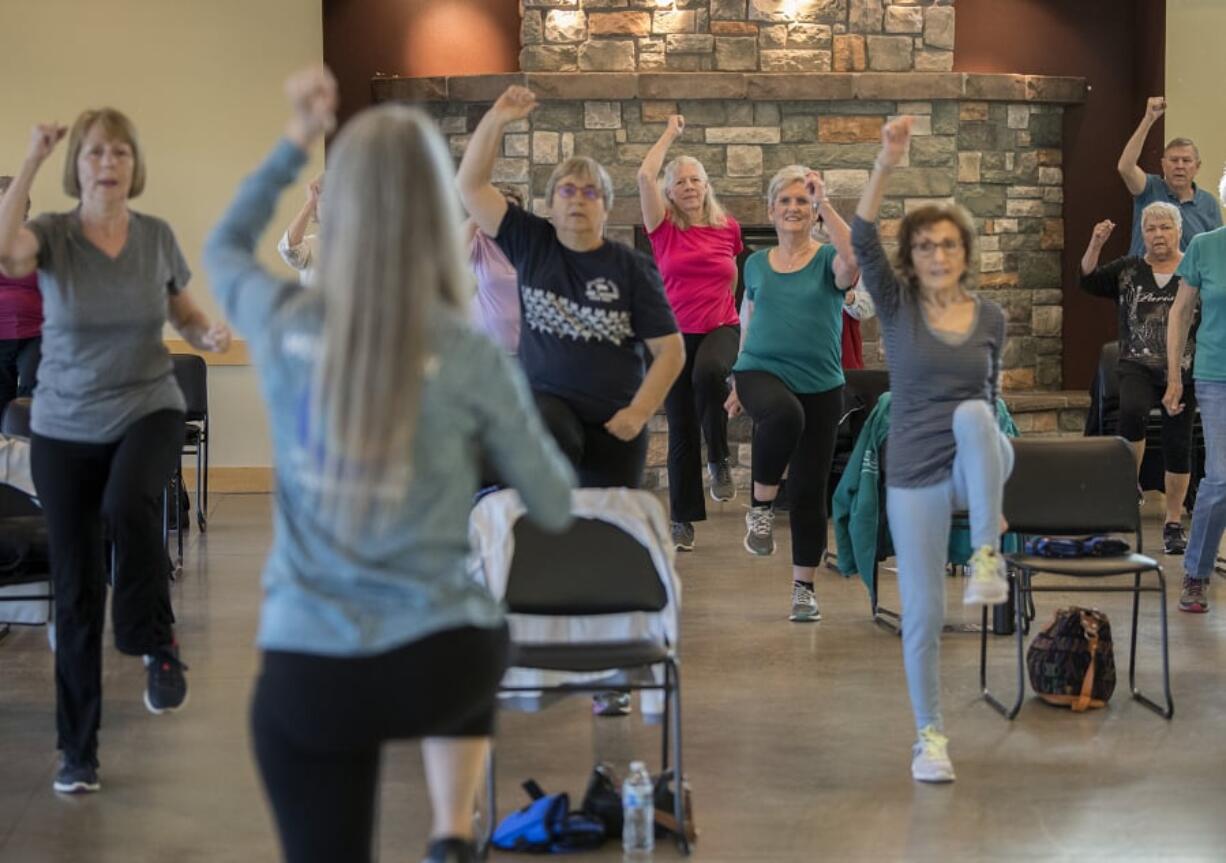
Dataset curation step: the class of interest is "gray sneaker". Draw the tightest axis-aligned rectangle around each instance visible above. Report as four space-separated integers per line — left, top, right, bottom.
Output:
744 506 776 556
708 459 736 502
671 520 695 552
1180 576 1209 613
789 581 821 622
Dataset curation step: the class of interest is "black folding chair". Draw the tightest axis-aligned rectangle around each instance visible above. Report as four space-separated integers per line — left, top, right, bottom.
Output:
480 511 689 854
0 398 53 645
172 354 209 532
980 437 1173 719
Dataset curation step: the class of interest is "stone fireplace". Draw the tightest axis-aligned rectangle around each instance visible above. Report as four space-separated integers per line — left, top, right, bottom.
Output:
373 1 1090 485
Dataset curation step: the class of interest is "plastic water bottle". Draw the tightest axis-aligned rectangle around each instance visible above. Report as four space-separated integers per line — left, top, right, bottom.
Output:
622 760 655 857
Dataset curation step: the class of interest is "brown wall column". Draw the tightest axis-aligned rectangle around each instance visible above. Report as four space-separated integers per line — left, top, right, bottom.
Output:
956 0 1165 390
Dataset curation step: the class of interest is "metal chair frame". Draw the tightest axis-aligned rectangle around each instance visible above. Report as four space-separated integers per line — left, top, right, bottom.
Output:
980 437 1174 720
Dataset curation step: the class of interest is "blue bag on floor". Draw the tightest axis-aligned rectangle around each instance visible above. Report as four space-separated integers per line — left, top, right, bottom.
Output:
492 780 606 853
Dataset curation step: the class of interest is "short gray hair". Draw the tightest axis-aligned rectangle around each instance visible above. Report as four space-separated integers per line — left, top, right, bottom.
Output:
766 164 809 205
1165 137 1201 162
545 156 614 210
1141 200 1182 236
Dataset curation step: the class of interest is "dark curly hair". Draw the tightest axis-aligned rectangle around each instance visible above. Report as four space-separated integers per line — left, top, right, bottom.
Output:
894 204 977 302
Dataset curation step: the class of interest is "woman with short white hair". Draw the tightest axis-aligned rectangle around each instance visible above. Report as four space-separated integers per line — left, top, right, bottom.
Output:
724 163 858 622
1082 200 1193 557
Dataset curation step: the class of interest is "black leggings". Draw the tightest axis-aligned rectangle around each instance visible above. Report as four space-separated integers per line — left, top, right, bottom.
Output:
251 624 509 863
735 371 842 567
0 335 40 412
535 392 648 488
665 327 738 522
31 409 184 763
1117 360 1194 473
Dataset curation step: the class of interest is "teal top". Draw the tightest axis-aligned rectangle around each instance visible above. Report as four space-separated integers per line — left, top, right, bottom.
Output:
1177 226 1226 382
732 244 845 394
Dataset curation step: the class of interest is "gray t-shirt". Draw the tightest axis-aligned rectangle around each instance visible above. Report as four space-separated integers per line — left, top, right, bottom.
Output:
27 210 188 442
851 217 1006 488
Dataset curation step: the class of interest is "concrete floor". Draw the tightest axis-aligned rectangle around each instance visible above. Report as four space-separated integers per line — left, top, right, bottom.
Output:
1 493 1225 862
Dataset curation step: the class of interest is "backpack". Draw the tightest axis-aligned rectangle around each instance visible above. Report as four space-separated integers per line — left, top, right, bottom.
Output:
491 780 606 853
580 764 697 846
1026 607 1116 711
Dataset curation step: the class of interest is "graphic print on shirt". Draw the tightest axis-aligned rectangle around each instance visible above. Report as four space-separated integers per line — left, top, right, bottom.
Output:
584 277 621 303
1120 267 1194 369
522 285 633 345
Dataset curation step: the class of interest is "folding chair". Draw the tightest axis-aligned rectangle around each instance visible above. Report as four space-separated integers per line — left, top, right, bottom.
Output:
172 354 209 532
980 436 1173 719
469 489 689 854
0 398 53 646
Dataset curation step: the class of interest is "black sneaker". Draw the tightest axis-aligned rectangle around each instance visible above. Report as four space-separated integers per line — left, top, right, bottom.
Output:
144 644 189 714
708 459 736 502
423 837 479 863
53 755 100 794
1163 522 1187 556
671 520 695 552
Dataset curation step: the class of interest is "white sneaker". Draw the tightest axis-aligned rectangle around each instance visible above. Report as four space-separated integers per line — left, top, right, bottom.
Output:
962 545 1008 606
911 725 956 783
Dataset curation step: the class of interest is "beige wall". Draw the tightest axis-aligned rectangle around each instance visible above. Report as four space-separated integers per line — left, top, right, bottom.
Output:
1167 0 1226 211
0 0 325 471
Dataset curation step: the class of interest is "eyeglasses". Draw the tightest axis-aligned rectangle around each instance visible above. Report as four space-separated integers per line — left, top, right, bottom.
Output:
911 239 963 256
556 183 602 201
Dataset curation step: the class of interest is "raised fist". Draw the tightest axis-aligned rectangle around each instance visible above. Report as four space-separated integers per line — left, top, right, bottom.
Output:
667 115 685 137
27 123 67 165
286 66 338 141
1145 96 1166 122
493 86 538 123
1090 219 1115 245
804 170 825 207
878 116 913 168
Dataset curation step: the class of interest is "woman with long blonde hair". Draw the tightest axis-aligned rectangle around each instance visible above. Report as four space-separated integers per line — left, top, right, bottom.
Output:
204 67 575 863
638 116 743 551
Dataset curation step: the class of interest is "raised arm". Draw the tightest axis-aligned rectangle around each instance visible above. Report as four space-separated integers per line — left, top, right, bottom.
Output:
204 66 335 335
1163 281 1198 415
808 171 858 289
1080 219 1116 275
0 124 65 278
856 116 910 225
278 176 320 270
456 87 537 237
1118 97 1164 197
637 115 684 233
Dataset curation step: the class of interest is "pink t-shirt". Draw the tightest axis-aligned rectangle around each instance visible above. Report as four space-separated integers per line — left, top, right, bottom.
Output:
0 270 41 340
647 215 742 334
469 230 521 355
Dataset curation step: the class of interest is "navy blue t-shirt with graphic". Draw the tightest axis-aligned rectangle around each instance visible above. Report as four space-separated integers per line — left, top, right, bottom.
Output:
495 205 678 424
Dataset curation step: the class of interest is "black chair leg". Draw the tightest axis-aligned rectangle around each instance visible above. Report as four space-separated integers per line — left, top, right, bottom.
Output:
660 661 672 773
668 658 689 855
1130 570 1174 718
198 427 209 532
981 567 1026 719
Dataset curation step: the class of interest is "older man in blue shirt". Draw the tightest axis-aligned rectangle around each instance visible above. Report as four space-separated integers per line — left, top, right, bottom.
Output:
1118 96 1222 257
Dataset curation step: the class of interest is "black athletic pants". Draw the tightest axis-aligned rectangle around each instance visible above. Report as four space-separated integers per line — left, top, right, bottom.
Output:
735 371 842 567
31 408 184 763
665 327 738 523
251 624 509 863
535 392 648 488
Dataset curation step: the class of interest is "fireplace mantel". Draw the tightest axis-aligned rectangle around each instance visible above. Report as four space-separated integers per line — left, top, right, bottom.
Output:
373 71 1086 105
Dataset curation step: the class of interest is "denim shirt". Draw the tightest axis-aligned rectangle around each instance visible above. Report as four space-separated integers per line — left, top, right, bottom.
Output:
203 139 575 656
